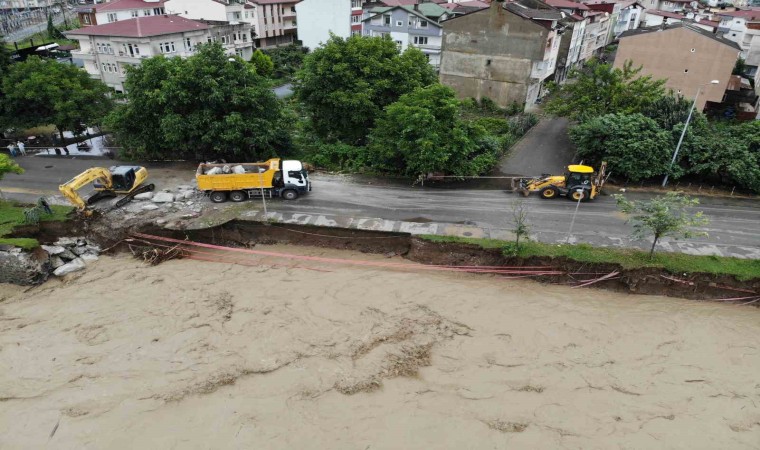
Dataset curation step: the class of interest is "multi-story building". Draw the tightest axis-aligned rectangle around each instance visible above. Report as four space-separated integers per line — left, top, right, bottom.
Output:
615 23 739 110
546 0 588 83
362 3 451 68
579 9 610 61
245 0 297 48
296 0 367 51
439 0 564 110
77 0 167 27
65 14 255 92
640 9 684 26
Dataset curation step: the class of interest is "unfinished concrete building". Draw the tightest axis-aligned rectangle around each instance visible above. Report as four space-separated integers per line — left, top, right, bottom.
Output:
439 0 564 110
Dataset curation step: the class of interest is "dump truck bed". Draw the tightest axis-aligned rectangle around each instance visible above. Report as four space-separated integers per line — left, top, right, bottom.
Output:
196 159 281 191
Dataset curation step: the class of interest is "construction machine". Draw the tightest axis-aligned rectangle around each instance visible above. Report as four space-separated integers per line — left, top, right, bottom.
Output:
196 158 311 203
512 162 608 201
59 166 154 214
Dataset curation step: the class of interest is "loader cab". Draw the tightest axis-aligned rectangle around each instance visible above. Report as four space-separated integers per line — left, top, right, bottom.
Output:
565 165 594 188
109 166 139 192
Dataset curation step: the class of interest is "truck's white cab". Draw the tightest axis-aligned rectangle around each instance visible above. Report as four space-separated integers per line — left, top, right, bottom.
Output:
280 160 311 199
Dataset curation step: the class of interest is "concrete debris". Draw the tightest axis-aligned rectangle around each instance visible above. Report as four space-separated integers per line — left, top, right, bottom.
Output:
55 237 83 247
71 246 88 256
205 167 222 175
41 245 66 255
133 192 154 200
0 248 50 285
232 165 246 174
152 193 175 203
53 258 86 276
81 253 99 263
58 249 77 261
51 256 65 269
142 204 160 211
176 185 192 191
156 219 167 225
181 191 195 200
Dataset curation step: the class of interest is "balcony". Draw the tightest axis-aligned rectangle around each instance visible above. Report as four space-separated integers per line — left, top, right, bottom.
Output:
531 59 555 80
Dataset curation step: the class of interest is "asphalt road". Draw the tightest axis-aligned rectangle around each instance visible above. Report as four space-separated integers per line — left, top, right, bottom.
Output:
3 155 759 258
499 117 577 176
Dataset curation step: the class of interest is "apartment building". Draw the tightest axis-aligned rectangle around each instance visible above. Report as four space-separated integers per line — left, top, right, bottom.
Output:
579 9 610 61
65 14 255 92
362 3 451 67
439 0 564 110
615 23 739 110
246 0 297 48
77 0 167 27
296 0 366 51
546 0 588 83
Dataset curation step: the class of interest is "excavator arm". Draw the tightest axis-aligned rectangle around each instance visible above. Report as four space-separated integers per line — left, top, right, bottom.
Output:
59 167 113 212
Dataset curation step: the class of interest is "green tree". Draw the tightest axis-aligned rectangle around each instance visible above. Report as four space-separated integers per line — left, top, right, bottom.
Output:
641 94 694 131
107 44 289 161
262 44 308 79
569 113 673 181
249 49 274 77
510 200 530 254
733 57 747 76
46 15 64 40
0 39 13 77
685 121 760 193
613 192 708 257
0 154 24 199
1 57 112 143
296 34 436 144
545 59 666 121
366 84 495 176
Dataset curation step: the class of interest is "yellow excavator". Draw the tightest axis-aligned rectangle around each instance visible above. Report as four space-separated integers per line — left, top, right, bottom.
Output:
59 166 154 215
512 162 608 201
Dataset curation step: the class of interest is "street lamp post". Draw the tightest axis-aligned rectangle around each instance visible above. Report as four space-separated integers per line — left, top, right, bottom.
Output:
662 79 720 188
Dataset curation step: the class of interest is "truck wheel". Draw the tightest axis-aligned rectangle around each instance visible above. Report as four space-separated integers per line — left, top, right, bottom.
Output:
229 191 246 202
282 189 298 200
210 191 228 203
539 187 557 199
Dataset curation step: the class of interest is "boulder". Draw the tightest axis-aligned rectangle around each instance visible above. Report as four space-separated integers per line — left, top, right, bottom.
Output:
133 191 154 200
81 253 99 263
142 204 160 211
55 237 81 247
231 165 246 174
71 246 88 256
58 249 77 261
53 258 86 276
51 256 65 269
85 244 101 254
41 245 66 255
152 192 175 203
181 191 195 200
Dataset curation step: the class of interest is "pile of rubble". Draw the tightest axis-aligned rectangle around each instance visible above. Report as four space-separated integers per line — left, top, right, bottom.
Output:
127 185 203 216
42 237 101 277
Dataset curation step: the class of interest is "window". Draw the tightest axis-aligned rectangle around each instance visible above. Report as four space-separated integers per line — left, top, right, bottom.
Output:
185 38 192 51
221 35 228 44
395 40 402 47
131 10 138 18
233 12 241 19
160 42 176 53
384 14 391 26
245 11 249 18
413 36 428 45
242 33 247 42
235 49 243 57
351 15 360 23
419 19 428 28
153 7 163 15
396 20 403 26
143 9 151 16
351 0 362 7
83 14 90 24
107 13 117 22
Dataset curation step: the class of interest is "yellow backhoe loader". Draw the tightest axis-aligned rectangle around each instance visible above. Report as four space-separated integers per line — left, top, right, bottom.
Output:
59 166 154 215
512 162 608 202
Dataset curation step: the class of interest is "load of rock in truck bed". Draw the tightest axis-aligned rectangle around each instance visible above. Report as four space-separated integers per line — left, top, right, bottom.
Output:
202 165 267 175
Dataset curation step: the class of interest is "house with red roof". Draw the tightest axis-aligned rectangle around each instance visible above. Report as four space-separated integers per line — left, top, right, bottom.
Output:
65 14 254 92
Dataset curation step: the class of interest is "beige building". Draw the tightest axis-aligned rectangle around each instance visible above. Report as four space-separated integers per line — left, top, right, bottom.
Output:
615 23 741 110
439 0 564 110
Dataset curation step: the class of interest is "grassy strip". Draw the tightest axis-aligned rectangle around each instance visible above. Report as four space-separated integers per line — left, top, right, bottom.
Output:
419 235 760 281
0 200 73 249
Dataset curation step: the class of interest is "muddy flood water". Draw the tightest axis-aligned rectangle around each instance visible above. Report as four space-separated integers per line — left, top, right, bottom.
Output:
0 247 759 449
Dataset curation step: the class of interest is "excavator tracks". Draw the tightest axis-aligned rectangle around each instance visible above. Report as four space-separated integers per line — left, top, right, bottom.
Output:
109 184 156 211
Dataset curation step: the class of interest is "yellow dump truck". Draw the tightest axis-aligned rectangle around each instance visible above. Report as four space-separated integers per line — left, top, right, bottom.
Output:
196 158 311 203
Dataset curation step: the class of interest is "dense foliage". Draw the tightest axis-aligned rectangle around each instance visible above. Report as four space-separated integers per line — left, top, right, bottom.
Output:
1 57 112 141
107 44 290 161
548 58 760 193
249 49 274 77
262 44 308 80
545 59 666 121
296 34 437 144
